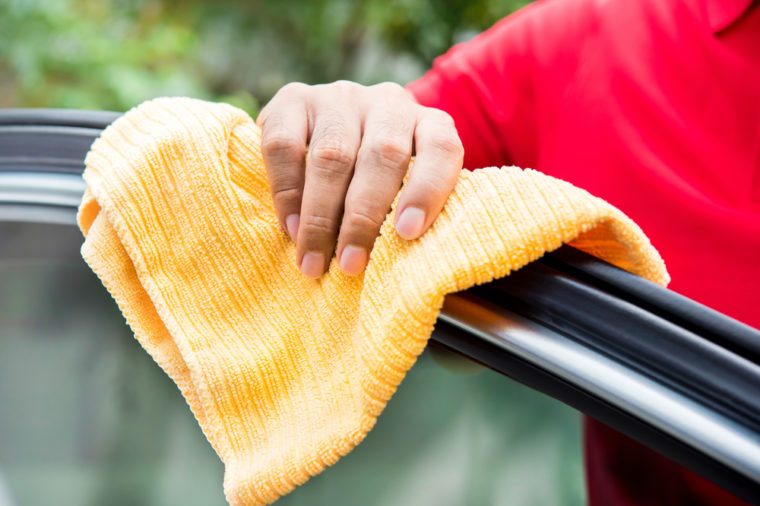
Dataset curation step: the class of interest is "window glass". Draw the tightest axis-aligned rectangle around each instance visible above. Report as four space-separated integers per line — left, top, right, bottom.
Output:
0 221 584 506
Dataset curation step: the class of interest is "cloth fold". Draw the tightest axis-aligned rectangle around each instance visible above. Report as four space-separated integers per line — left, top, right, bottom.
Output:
78 97 668 505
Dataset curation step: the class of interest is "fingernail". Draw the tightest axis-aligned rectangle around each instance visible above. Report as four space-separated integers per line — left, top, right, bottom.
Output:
300 251 325 278
339 244 368 276
395 206 426 240
286 214 300 241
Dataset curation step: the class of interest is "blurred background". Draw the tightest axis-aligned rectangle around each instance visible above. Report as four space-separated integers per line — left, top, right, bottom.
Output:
0 1 589 505
0 0 529 114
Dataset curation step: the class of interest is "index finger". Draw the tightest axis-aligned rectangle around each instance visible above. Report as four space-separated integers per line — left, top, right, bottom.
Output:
258 93 310 241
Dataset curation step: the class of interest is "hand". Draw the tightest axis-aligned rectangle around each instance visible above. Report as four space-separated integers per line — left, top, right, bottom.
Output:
257 80 464 278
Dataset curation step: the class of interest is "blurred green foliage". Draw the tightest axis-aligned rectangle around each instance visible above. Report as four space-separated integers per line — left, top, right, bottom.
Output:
0 0 529 114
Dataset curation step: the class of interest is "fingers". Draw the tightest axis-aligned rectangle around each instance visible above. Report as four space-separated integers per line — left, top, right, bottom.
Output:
297 85 362 278
395 108 464 240
337 87 416 275
258 81 463 280
258 83 309 241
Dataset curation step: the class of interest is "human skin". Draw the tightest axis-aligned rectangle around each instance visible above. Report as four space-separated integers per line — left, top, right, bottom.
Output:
256 80 464 278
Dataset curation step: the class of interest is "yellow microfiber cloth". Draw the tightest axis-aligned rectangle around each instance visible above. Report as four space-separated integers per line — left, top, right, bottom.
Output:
77 97 668 505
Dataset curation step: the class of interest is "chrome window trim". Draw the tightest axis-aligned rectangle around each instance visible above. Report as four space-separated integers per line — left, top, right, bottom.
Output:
441 295 760 482
0 172 86 210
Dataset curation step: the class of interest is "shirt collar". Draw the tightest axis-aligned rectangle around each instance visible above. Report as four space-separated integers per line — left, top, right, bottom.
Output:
704 0 755 32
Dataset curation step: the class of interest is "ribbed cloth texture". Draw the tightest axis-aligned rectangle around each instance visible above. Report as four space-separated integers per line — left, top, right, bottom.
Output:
77 97 669 505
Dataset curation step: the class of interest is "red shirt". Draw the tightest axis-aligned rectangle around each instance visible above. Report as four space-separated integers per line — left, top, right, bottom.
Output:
408 0 760 504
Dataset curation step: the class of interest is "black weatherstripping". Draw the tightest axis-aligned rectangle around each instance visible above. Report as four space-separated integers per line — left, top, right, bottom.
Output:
542 246 760 365
1 108 759 502
471 262 760 432
0 108 121 130
0 109 119 174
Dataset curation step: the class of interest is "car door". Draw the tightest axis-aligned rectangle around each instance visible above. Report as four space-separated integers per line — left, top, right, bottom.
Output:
1 110 758 505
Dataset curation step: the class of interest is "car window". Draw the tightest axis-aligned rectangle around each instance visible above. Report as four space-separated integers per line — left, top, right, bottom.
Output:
0 220 584 506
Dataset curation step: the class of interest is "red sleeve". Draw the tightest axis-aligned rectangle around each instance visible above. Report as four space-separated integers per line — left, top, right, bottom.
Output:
406 0 595 171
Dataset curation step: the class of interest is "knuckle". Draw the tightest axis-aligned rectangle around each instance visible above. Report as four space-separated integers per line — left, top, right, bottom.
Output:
372 81 405 96
370 138 409 167
271 186 301 207
311 144 354 174
426 107 456 127
319 80 360 96
300 213 337 236
429 131 464 157
262 133 304 160
344 207 384 232
334 79 360 90
279 81 308 98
